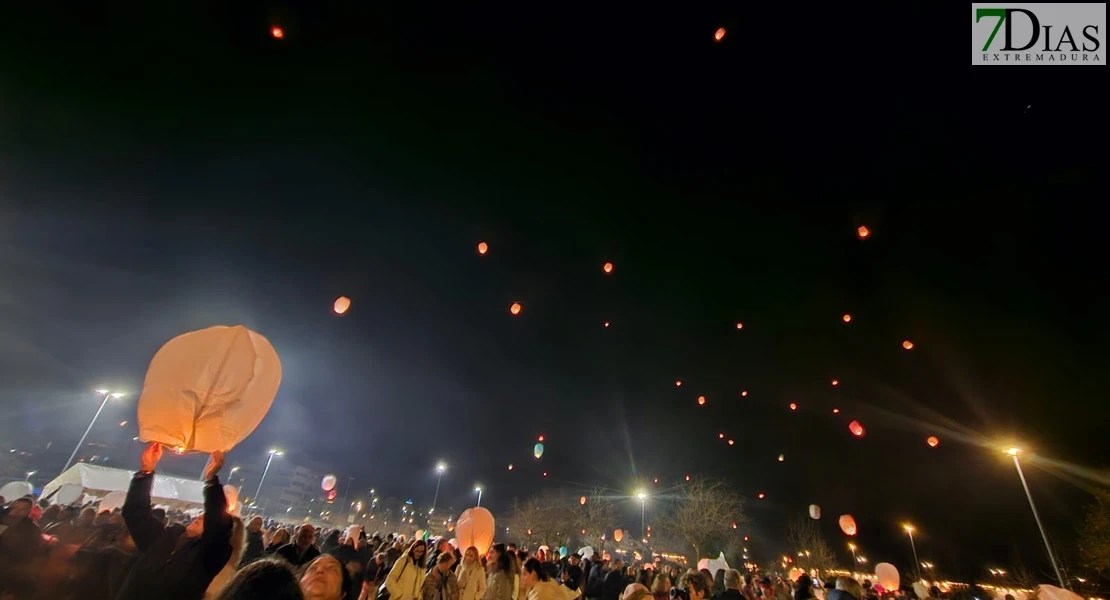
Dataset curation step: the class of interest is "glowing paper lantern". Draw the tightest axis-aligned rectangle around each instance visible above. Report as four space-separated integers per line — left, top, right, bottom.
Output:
789 403 797 411
848 420 865 437
603 262 614 274
675 380 682 387
603 321 610 328
757 493 765 499
857 225 870 239
728 439 735 446
714 27 726 42
741 390 748 397
542 471 548 477
838 514 857 536
455 507 496 556
507 464 513 471
510 302 522 315
225 484 240 515
927 436 939 447
697 395 706 406
137 325 282 453
808 504 821 519
831 379 839 386
326 488 337 502
735 322 744 330
685 474 691 481
271 26 284 39
718 432 725 439
778 454 784 462
579 496 587 505
875 563 900 590
477 241 489 255
322 475 337 491
613 529 624 542
832 408 840 414
538 435 545 442
334 296 351 315
902 340 914 350
842 314 852 323
533 443 544 459
731 522 738 529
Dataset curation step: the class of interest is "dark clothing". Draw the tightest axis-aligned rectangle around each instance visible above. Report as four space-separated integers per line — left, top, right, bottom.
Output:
716 590 746 600
586 564 607 598
542 561 560 581
276 541 322 567
827 591 857 600
116 471 232 600
603 570 627 600
365 557 388 588
241 529 265 565
563 564 584 591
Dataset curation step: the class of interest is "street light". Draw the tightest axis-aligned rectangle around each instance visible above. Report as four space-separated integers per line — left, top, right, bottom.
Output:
903 524 921 582
62 390 126 475
636 490 648 540
848 542 857 565
253 449 283 513
431 462 446 514
1005 447 1066 588
475 486 483 507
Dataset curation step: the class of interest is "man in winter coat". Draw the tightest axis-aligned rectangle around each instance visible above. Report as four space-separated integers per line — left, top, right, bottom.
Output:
423 552 460 600
714 570 745 600
426 538 453 574
240 516 266 565
602 561 626 600
116 442 233 600
277 523 321 567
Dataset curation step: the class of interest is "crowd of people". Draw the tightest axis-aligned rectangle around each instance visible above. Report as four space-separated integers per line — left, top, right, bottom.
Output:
3 443 958 600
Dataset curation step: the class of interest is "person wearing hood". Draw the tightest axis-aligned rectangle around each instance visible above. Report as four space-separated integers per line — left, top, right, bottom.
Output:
116 442 233 600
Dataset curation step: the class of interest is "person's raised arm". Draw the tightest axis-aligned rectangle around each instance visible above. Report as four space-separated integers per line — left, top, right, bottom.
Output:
202 450 230 543
122 442 165 551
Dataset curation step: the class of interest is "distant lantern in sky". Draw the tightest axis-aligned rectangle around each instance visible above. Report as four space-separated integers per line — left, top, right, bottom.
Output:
685 474 691 481
334 296 351 315
832 408 840 414
653 477 659 483
477 241 489 255
675 380 682 387
542 471 548 477
728 439 735 446
743 535 749 541
510 302 522 315
697 395 706 406
857 225 870 239
719 433 725 439
508 464 513 471
831 379 839 386
789 403 797 411
580 496 587 506
778 454 785 462
848 420 865 437
842 313 852 323
603 321 610 328
735 322 743 330
902 340 914 350
757 492 765 499
271 26 284 39
741 390 748 397
533 443 544 459
603 262 614 274
731 522 738 529
714 27 726 41
927 436 939 447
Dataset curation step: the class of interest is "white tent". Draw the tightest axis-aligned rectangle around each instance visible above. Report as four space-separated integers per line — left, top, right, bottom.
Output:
40 463 206 509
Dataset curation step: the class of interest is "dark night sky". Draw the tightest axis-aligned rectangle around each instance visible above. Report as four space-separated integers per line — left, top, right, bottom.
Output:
1 0 1107 584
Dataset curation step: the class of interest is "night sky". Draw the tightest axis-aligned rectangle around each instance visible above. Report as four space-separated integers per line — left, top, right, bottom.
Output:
2 1 1107 585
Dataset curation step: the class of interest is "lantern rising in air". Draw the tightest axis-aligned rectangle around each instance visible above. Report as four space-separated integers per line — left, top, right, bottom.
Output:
579 496 587 506
333 296 351 315
848 420 865 437
685 474 691 481
832 408 840 414
842 313 852 323
603 262 614 274
510 302 522 315
603 321 610 328
857 225 870 239
777 454 784 462
902 340 914 350
735 322 743 330
533 443 544 459
789 403 797 411
831 379 839 386
507 464 513 471
728 439 735 446
718 433 725 439
537 435 544 442
927 436 939 447
741 390 748 397
477 241 489 255
714 27 726 42
757 492 765 499
271 26 284 39
697 395 706 406
675 380 682 387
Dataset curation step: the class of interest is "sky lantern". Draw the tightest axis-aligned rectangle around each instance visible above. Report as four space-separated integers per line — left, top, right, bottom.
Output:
832 408 840 414
455 507 495 556
322 475 337 491
789 402 797 411
848 420 865 437
728 439 735 446
507 464 513 471
731 522 738 529
743 535 749 541
653 477 659 484
718 433 725 439
927 436 939 447
714 27 726 42
542 471 548 477
333 296 351 315
698 395 706 406
685 474 691 481
537 435 545 442
735 322 743 330
857 225 870 239
757 493 765 499
603 262 614 274
510 302 522 315
842 313 852 323
603 321 610 328
777 454 784 462
741 390 748 397
271 26 284 39
831 379 839 386
613 529 624 543
533 443 544 459
902 340 915 350
839 514 857 536
808 504 821 520
579 496 587 506
326 488 338 502
675 380 682 387
477 241 489 255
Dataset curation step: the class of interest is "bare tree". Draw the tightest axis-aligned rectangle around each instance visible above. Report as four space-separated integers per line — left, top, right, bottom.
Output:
1079 490 1110 576
785 518 837 575
657 478 744 562
576 488 617 552
504 494 577 549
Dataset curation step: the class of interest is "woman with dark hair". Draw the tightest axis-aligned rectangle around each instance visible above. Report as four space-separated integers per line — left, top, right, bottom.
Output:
214 558 305 600
386 539 428 600
793 576 816 600
680 571 710 600
302 554 353 600
483 543 514 600
521 558 561 600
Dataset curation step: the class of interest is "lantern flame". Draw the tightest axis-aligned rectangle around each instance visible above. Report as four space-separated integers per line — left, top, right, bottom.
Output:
510 302 522 315
842 313 852 323
857 225 870 239
902 340 914 350
603 262 614 274
697 395 706 406
271 26 284 39
714 27 726 41
334 296 351 315
477 241 489 255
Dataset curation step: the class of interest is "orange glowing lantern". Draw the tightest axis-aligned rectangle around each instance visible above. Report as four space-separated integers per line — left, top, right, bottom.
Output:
831 379 839 386
927 436 939 447
736 322 744 330
675 380 682 387
838 514 857 536
743 535 749 541
857 225 870 239
777 454 784 462
714 27 726 42
510 302 522 315
603 321 610 328
507 464 513 471
613 529 624 543
653 477 659 483
902 340 914 350
603 262 614 274
538 435 545 442
719 433 725 439
842 313 852 323
580 496 587 505
334 296 351 315
741 390 748 397
542 471 548 477
685 474 691 481
757 493 765 499
697 395 706 406
789 403 797 411
271 26 284 39
848 420 865 437
477 241 489 255
731 522 738 529
832 408 840 414
728 439 735 446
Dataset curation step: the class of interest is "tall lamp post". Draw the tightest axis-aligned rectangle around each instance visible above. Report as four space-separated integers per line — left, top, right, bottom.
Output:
848 543 857 567
903 525 921 582
253 449 283 513
1006 447 1066 588
62 390 126 475
636 491 648 540
475 485 483 507
431 462 446 514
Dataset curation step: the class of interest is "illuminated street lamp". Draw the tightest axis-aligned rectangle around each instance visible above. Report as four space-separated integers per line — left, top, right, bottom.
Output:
903 525 921 582
431 462 447 514
62 390 126 475
1005 447 1066 588
253 449 283 512
848 543 857 565
475 485 483 507
636 491 648 540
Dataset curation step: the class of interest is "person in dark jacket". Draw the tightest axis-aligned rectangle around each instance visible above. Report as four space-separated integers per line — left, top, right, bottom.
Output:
241 516 266 565
278 524 321 567
116 442 233 600
713 570 745 600
562 554 583 591
586 559 607 600
602 560 626 600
